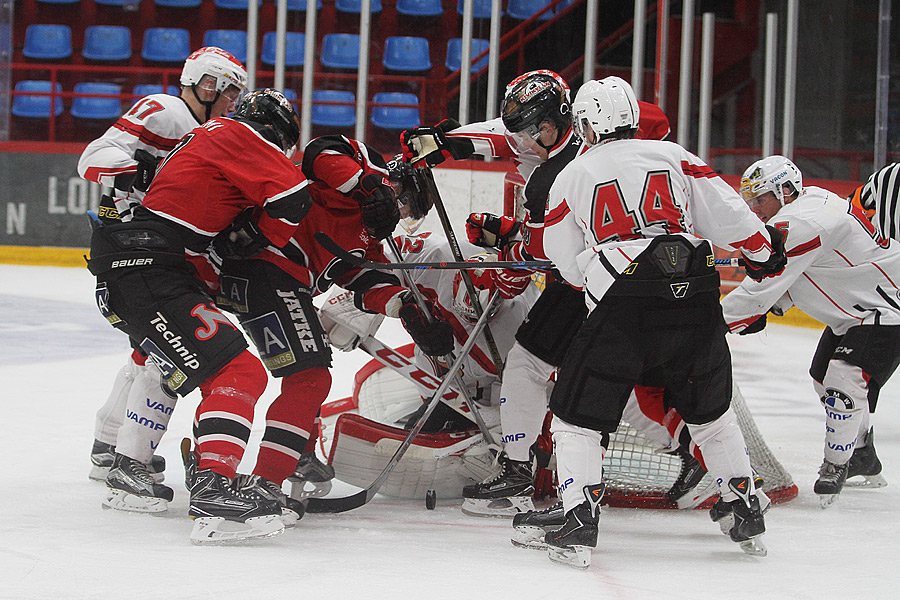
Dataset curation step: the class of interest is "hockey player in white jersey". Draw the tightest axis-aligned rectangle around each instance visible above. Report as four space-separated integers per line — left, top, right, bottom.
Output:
79 46 248 512
722 155 900 506
541 77 786 566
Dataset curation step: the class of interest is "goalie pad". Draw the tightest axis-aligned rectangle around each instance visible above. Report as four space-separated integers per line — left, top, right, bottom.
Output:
319 288 385 351
327 413 496 499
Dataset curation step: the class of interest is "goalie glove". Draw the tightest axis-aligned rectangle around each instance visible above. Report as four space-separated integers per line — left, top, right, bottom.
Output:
466 213 521 249
212 210 271 260
743 225 787 282
352 173 401 240
400 118 474 167
397 291 454 357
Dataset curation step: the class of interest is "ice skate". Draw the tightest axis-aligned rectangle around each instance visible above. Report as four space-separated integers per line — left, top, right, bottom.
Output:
461 452 534 518
709 488 770 535
814 460 849 508
189 469 284 545
511 501 564 550
234 473 306 527
90 440 165 483
287 452 335 501
102 453 174 513
180 438 198 492
545 483 605 569
846 428 888 488
714 477 767 556
666 446 716 509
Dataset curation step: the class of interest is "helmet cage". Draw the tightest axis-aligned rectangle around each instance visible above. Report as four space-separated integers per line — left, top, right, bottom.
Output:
451 256 502 323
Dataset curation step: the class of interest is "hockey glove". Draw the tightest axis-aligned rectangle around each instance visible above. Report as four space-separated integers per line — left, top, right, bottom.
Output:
738 313 767 335
353 173 401 240
490 267 532 299
400 119 473 167
743 225 787 282
212 211 271 260
466 213 521 249
132 149 162 193
397 291 455 357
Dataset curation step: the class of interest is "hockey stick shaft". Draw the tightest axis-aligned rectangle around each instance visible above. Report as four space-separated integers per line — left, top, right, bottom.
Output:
305 292 502 513
715 258 743 267
420 167 506 374
314 231 553 270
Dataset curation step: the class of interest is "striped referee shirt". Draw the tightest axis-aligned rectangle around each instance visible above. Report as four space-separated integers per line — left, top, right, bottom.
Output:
860 162 900 240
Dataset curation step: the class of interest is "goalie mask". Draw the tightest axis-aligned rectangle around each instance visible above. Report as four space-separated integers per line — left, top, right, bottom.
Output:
452 254 502 322
387 154 435 234
740 155 803 206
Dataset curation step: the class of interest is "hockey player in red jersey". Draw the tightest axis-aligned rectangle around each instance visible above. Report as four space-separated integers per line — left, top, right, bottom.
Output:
722 155 900 506
540 77 786 566
88 89 313 544
78 46 248 513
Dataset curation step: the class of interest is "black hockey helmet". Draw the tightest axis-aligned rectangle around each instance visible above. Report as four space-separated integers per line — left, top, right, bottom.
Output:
233 89 301 157
501 70 572 149
387 154 435 233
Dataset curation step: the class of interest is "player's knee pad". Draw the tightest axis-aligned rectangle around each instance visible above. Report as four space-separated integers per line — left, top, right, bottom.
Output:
687 407 741 448
505 342 556 384
819 359 868 416
203 350 268 405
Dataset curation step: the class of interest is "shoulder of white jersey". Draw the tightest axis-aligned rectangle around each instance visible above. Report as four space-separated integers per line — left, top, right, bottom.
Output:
121 93 200 155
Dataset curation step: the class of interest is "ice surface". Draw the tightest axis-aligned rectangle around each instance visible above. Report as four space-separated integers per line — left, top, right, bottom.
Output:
1 264 898 599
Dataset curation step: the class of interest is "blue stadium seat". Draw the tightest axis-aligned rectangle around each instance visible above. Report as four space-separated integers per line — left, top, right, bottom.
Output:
370 92 420 130
203 30 248 64
506 0 554 21
261 32 305 67
35 0 79 4
286 0 323 10
71 83 123 120
456 0 500 19
335 0 382 14
383 36 431 72
311 90 356 127
82 26 132 62
23 24 72 60
445 38 490 72
11 81 64 118
213 0 262 8
95 0 140 6
142 28 191 63
133 84 180 98
320 34 361 70
396 0 443 17
154 0 203 7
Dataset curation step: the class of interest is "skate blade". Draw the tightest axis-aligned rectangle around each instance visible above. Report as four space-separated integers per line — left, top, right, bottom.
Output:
511 526 548 551
287 478 332 501
675 480 719 509
738 537 767 557
818 493 840 509
547 544 591 569
461 497 534 518
102 489 168 514
845 474 888 488
190 515 285 545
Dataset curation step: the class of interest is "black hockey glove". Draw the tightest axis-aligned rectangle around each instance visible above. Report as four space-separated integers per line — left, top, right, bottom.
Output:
212 211 271 260
352 173 401 240
743 225 787 282
132 149 162 193
465 213 521 249
400 119 474 167
738 313 767 335
397 291 454 357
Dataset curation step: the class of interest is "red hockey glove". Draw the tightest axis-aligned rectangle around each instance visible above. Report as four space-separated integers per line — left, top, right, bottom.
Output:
397 291 454 357
400 119 472 167
352 173 400 240
466 213 521 249
743 225 787 282
490 267 531 299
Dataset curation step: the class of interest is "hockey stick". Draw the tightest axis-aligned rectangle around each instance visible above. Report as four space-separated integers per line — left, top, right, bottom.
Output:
314 231 553 270
305 291 502 513
419 166 506 374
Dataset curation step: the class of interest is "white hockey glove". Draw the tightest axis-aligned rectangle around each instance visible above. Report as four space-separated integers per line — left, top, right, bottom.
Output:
319 288 385 351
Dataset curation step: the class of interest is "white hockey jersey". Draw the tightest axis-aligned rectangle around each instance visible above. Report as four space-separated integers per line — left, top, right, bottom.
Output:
394 230 540 402
543 139 775 308
721 186 900 335
77 93 201 220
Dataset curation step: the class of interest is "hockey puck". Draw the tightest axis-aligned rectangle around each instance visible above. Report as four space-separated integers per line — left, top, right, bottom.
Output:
425 489 436 510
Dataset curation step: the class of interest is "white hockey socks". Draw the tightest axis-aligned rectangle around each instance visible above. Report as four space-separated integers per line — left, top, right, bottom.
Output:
115 361 177 463
687 407 753 502
550 415 606 512
820 359 868 465
93 355 138 445
501 342 555 462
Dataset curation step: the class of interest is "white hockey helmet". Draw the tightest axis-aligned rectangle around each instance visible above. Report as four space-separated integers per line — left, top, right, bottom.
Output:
571 77 640 146
452 254 501 323
740 155 803 205
180 46 248 98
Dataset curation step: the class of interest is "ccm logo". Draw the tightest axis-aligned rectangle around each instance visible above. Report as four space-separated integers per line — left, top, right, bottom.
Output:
111 257 153 268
